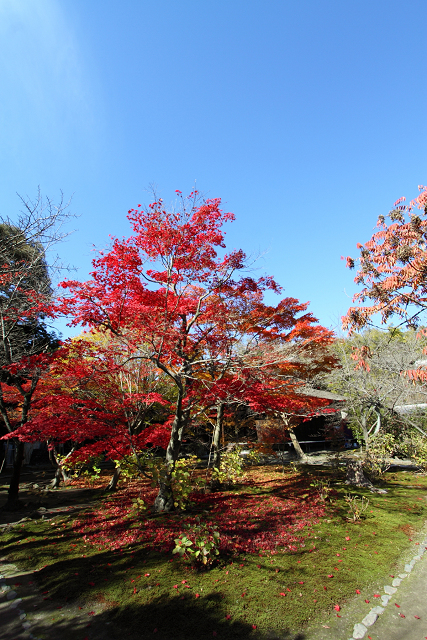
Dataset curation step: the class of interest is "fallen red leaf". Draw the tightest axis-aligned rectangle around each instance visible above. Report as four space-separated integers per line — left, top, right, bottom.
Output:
365 600 370 603
395 603 400 608
252 625 257 629
399 614 405 618
334 605 340 611
414 615 421 619
356 589 361 594
279 592 287 597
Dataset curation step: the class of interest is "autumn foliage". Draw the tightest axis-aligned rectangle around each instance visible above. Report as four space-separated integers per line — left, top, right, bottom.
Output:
4 191 336 509
342 185 427 380
343 185 427 332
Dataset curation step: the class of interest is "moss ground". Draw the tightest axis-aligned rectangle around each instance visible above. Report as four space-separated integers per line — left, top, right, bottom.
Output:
1 465 427 640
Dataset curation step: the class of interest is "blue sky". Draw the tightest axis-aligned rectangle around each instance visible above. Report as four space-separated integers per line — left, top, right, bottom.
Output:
1 0 426 337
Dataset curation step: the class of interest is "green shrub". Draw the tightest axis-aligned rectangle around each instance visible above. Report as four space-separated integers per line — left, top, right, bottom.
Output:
212 448 245 487
399 433 427 471
173 517 220 566
149 454 202 510
363 432 396 478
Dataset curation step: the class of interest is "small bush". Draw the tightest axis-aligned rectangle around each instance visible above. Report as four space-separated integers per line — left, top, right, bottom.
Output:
173 517 220 566
345 493 370 521
212 448 245 487
149 454 202 510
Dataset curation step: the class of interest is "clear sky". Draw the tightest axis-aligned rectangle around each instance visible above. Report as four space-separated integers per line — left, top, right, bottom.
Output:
1 0 426 338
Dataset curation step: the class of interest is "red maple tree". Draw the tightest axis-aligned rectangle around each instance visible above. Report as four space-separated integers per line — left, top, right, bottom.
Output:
8 335 172 484
0 193 72 508
8 191 336 510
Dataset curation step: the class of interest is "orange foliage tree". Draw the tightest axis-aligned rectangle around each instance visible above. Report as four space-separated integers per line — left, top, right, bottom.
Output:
342 184 427 380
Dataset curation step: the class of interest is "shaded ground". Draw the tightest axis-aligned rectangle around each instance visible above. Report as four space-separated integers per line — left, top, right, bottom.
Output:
2 525 427 640
0 466 107 527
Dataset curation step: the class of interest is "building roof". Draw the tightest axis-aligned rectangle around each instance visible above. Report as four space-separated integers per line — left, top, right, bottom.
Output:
298 387 346 402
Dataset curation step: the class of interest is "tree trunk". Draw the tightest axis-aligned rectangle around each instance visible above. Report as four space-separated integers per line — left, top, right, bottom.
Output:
279 413 307 462
50 464 72 489
289 429 308 462
360 414 370 451
49 446 74 489
153 468 175 512
105 464 121 491
211 402 224 469
207 402 224 491
154 405 186 512
4 439 25 510
346 459 375 489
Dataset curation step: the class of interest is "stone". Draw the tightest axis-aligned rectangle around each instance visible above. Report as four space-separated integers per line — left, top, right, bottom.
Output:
0 584 11 594
392 578 402 587
383 585 397 595
398 573 407 579
404 564 412 572
381 595 390 605
361 611 378 627
9 598 23 608
371 606 385 615
20 612 27 620
6 590 17 600
0 564 18 574
22 621 32 629
353 622 368 639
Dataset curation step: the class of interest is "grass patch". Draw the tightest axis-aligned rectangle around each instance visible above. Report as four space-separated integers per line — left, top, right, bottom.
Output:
2 466 427 639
